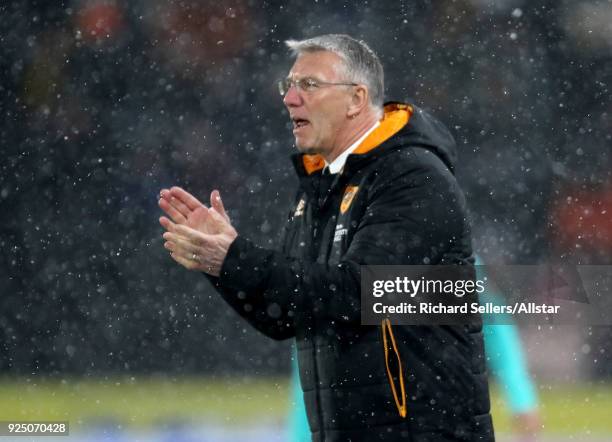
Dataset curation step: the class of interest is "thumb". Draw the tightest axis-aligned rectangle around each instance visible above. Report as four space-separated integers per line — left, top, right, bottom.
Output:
210 189 230 222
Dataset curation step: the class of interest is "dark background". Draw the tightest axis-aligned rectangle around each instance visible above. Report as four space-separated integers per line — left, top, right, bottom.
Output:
1 0 611 376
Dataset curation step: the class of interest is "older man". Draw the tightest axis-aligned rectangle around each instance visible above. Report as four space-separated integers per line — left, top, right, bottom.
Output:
159 34 494 441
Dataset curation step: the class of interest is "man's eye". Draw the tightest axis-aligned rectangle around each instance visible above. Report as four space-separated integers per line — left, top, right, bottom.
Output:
303 79 319 90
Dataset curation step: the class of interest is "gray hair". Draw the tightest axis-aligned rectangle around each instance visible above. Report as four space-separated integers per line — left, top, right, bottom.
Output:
285 34 384 113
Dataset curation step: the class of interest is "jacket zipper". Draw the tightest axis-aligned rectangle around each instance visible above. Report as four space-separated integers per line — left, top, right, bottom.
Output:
309 207 325 439
381 318 408 418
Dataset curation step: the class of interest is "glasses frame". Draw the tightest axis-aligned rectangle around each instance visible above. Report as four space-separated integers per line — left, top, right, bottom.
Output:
278 76 358 96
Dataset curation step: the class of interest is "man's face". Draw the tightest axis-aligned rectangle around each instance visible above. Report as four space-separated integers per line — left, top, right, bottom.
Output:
282 51 352 155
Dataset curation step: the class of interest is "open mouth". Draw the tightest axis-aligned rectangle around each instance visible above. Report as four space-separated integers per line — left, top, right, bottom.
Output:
292 117 310 130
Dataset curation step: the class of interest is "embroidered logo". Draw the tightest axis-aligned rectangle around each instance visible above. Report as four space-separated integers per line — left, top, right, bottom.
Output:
340 185 359 214
293 198 306 217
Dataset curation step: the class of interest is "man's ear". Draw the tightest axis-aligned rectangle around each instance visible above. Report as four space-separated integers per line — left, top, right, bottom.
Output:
347 85 369 119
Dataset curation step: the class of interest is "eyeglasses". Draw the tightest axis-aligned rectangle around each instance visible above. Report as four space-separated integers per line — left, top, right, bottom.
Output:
278 77 358 96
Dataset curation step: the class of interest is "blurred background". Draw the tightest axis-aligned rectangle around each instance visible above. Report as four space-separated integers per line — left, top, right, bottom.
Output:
0 0 611 441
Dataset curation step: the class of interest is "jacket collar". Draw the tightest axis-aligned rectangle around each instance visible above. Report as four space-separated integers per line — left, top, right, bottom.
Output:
292 103 413 177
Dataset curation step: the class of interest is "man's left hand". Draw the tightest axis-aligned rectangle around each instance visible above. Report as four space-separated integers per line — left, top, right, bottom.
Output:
159 190 238 277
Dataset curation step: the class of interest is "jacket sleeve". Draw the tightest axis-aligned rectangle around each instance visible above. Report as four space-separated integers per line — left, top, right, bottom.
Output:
214 150 470 332
206 270 297 341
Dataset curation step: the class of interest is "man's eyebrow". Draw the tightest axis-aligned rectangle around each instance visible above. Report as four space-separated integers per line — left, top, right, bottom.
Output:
291 75 318 81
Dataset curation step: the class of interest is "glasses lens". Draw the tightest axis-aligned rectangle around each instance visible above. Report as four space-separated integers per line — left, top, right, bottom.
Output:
278 79 290 96
302 78 317 91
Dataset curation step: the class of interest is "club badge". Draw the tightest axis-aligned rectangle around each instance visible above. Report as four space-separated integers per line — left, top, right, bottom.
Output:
340 186 359 214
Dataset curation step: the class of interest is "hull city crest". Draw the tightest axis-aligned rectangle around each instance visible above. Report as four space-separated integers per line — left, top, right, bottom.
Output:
340 186 359 214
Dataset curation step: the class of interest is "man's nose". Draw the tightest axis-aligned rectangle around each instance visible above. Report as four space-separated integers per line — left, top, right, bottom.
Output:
283 85 302 107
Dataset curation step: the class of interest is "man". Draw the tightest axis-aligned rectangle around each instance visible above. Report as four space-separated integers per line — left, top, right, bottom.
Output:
159 34 494 441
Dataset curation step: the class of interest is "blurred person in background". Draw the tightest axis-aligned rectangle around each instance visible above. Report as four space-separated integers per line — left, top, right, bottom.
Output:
476 256 541 441
158 34 493 441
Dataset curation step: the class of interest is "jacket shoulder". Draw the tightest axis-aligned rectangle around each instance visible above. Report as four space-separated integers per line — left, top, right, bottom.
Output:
369 144 455 181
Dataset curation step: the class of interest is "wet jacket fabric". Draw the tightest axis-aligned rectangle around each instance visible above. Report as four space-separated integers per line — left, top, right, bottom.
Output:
210 103 495 441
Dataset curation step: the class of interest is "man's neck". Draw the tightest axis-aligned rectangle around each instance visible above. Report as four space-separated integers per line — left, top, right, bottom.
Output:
324 113 381 164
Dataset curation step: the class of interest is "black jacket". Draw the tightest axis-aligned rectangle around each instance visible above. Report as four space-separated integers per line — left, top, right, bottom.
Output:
212 103 494 441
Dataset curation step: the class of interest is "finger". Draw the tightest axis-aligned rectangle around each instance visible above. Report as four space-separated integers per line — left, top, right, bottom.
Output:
169 243 210 269
169 250 199 270
159 197 187 224
162 231 188 244
159 216 179 233
160 188 193 219
210 190 230 222
159 188 177 204
163 236 200 256
168 195 192 220
170 186 206 211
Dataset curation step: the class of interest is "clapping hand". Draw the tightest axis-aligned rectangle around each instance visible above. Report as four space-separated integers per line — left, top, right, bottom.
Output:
158 187 237 276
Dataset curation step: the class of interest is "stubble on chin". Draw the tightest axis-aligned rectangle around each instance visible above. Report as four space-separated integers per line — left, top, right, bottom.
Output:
298 147 320 155
295 141 322 155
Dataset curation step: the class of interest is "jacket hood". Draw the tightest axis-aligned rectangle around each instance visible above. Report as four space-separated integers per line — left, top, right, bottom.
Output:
292 102 458 176
385 101 458 173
